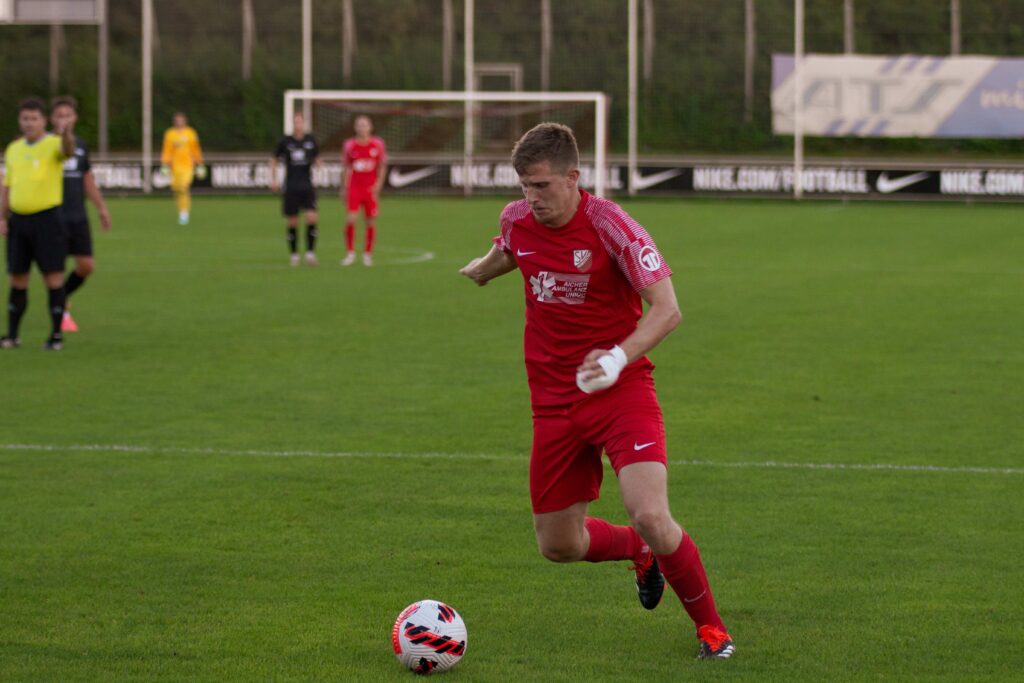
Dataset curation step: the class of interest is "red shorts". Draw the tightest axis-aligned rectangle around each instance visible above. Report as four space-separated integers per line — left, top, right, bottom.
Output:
347 187 379 217
529 373 667 514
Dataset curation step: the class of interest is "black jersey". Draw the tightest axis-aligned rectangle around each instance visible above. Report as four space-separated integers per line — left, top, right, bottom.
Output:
60 136 91 223
274 135 319 191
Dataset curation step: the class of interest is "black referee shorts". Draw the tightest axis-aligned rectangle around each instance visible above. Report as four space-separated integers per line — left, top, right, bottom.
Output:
65 218 94 257
6 207 67 275
282 187 317 217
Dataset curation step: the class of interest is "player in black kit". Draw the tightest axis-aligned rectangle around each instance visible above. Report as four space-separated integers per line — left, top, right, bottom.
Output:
50 97 112 333
271 111 320 266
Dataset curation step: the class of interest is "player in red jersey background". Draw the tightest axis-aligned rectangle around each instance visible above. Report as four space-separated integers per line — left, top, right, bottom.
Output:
340 115 387 266
459 123 735 661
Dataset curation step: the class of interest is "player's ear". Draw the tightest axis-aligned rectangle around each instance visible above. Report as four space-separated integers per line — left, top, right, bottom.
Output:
566 168 581 186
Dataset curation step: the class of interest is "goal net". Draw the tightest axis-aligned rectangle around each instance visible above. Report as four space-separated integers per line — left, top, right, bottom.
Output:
283 90 609 196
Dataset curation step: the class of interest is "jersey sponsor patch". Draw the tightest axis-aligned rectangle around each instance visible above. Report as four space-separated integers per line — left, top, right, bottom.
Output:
638 245 662 272
529 271 591 305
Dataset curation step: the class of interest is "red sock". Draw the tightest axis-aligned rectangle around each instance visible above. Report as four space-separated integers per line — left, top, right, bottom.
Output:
656 533 726 632
583 517 644 562
365 225 377 254
345 223 355 251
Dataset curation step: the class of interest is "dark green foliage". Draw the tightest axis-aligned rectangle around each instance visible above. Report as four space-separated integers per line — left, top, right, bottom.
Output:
0 1 1021 155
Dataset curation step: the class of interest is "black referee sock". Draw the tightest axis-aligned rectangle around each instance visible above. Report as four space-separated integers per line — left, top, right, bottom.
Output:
287 227 298 254
64 271 86 298
7 287 27 339
48 286 66 338
306 224 318 252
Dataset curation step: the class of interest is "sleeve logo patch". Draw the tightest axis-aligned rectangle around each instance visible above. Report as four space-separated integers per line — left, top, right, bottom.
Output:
638 246 662 272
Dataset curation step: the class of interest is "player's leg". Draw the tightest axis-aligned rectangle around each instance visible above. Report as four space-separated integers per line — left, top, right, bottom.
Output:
601 375 732 657
62 222 94 332
362 194 379 266
173 168 194 224
341 199 359 265
41 270 67 350
3 216 32 347
530 407 616 563
284 193 300 266
38 212 69 349
2 273 30 348
533 501 589 562
303 194 319 265
618 462 733 658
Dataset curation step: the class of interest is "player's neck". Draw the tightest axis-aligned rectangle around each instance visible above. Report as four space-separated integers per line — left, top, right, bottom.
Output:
23 131 45 143
539 190 582 229
356 134 371 143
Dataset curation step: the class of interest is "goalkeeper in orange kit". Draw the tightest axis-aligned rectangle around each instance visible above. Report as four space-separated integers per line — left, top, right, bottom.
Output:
160 112 205 225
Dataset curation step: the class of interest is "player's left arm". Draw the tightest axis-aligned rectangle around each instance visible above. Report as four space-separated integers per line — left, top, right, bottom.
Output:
576 277 681 382
373 142 387 196
83 171 112 231
191 130 204 165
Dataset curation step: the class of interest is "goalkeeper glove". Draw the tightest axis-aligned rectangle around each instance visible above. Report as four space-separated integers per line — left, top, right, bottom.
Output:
195 164 208 181
160 164 170 177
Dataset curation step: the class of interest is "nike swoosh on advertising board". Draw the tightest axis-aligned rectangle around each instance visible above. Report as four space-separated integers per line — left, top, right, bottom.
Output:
388 166 439 188
632 168 683 191
875 171 931 194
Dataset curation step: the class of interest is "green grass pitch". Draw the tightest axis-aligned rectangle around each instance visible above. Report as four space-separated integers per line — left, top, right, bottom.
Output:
1 195 1022 681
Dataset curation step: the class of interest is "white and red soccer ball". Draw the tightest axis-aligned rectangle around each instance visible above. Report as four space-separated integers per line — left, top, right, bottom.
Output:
392 600 467 675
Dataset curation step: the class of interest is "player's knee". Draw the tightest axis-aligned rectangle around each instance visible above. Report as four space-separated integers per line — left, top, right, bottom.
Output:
537 538 582 563
629 508 675 546
77 260 95 277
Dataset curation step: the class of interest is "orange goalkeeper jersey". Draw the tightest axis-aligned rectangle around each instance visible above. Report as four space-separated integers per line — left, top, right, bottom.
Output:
161 126 203 171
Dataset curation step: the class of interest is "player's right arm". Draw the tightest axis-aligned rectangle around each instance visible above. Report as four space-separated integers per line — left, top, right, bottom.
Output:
339 142 352 200
459 244 517 286
270 139 283 193
0 154 10 237
0 182 8 237
160 129 172 165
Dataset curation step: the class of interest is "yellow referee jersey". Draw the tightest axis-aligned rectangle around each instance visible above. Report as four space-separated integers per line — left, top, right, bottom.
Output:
2 134 65 215
161 126 203 171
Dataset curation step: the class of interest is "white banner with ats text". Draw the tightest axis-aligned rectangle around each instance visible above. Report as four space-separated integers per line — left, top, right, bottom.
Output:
772 54 1024 138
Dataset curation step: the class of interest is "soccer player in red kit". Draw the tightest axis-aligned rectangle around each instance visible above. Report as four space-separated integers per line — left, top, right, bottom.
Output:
340 115 387 267
459 123 734 660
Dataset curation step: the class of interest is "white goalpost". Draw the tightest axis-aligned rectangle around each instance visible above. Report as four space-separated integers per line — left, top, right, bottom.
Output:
283 89 610 197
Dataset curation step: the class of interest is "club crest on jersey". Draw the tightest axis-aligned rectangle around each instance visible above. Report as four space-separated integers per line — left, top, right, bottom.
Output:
530 271 590 305
573 249 592 272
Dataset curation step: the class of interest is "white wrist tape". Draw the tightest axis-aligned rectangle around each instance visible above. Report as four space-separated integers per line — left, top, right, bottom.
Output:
576 345 629 394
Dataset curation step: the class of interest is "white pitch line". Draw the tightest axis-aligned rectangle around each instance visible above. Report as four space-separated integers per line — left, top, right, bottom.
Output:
1 443 1021 476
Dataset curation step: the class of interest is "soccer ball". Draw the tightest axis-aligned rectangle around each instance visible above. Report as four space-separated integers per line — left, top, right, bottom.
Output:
392 600 467 675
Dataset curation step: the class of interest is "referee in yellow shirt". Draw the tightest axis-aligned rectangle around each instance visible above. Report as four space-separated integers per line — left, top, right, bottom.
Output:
0 98 76 350
161 112 205 225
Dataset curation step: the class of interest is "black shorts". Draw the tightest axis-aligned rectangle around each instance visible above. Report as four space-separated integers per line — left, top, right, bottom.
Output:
283 187 317 216
6 208 67 275
65 218 93 257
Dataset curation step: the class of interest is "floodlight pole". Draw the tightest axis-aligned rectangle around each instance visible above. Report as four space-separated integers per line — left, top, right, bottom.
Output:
463 0 474 197
627 0 637 196
98 0 108 153
793 0 805 200
142 0 153 193
302 0 312 121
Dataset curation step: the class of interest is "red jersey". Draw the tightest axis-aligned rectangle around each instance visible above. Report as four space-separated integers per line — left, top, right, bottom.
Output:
343 136 387 191
496 190 673 406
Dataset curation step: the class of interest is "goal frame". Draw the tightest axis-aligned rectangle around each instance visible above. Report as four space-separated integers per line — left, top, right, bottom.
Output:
283 89 610 197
